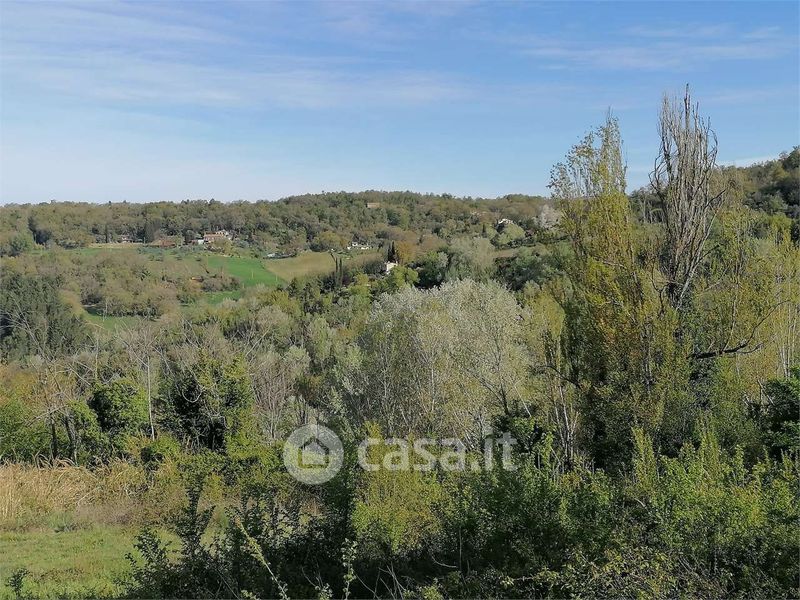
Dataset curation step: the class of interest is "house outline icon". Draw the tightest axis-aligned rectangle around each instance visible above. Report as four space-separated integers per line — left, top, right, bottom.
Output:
284 423 344 484
300 439 329 468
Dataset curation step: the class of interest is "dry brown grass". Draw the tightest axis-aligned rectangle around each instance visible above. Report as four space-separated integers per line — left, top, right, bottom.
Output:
0 459 184 531
0 460 93 528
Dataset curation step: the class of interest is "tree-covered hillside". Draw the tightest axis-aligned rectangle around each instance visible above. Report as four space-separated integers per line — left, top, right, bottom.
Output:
0 191 554 257
0 92 798 599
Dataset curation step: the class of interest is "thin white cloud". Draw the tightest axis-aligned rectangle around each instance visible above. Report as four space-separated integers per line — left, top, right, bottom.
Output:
523 40 792 71
0 1 230 48
510 24 795 71
0 0 473 111
3 45 469 109
704 87 796 106
743 26 784 40
623 23 731 39
719 155 779 167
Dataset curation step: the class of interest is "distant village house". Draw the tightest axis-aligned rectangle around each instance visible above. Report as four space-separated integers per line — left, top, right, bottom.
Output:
203 230 232 244
347 241 371 251
149 237 180 248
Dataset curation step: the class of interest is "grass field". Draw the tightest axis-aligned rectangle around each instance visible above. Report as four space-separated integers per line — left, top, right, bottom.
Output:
265 250 382 281
203 254 284 288
0 461 185 599
0 526 134 599
0 526 184 599
73 247 283 288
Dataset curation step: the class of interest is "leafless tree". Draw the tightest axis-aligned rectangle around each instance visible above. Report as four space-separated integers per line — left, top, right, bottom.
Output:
119 323 162 439
651 85 726 310
249 347 309 440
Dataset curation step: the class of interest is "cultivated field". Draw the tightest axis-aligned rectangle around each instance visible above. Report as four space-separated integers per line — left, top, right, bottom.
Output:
265 249 382 281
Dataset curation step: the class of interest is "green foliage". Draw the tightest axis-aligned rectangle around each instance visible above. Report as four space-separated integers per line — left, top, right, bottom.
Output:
415 250 449 288
493 221 525 247
352 431 444 558
7 232 34 257
140 435 182 467
372 264 418 294
496 245 556 290
445 237 496 282
762 368 800 457
625 427 800 597
0 397 50 460
162 352 257 453
726 146 800 220
0 271 88 360
312 231 346 252
1 102 798 599
124 527 174 599
89 379 149 448
5 568 29 600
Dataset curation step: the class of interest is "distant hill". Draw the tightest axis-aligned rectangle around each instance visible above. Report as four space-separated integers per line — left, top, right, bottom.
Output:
722 148 799 217
628 147 799 228
0 191 553 256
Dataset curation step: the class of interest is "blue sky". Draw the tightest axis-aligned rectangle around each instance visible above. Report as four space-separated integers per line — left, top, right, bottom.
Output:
1 1 797 204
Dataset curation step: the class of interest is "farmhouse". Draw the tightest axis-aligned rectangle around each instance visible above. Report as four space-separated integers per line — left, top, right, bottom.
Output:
150 237 180 248
347 241 371 251
203 230 232 244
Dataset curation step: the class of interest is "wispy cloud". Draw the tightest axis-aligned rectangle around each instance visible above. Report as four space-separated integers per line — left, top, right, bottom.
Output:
623 23 731 39
511 25 795 71
0 1 230 48
704 86 797 106
718 155 779 167
4 46 468 110
0 0 473 111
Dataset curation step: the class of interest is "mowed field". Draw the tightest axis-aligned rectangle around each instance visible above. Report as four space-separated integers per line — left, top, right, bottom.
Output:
265 249 382 281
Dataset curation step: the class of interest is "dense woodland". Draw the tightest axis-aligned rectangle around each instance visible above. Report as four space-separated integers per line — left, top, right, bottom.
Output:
0 92 799 599
0 191 556 256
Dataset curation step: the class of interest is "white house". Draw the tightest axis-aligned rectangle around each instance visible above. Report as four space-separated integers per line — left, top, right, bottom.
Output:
348 241 371 251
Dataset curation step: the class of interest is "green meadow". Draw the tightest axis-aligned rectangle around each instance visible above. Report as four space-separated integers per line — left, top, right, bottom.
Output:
0 527 133 599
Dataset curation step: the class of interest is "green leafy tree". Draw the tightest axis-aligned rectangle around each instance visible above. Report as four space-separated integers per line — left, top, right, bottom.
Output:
163 352 256 453
90 378 149 451
0 271 88 360
551 113 690 466
444 237 495 282
761 368 800 457
493 221 525 247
